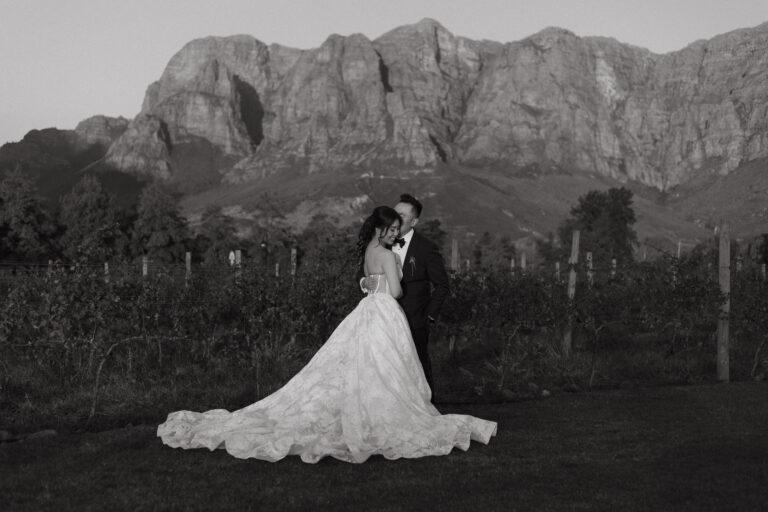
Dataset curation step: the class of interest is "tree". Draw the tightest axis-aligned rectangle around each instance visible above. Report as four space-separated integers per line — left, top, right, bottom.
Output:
760 234 768 265
418 218 447 251
195 206 240 264
473 231 493 269
556 187 638 265
537 231 560 266
131 181 189 263
295 213 352 269
0 169 57 260
58 175 129 262
488 234 516 270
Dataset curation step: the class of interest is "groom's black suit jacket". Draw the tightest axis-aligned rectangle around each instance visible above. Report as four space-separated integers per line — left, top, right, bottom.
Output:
359 231 450 330
398 231 450 329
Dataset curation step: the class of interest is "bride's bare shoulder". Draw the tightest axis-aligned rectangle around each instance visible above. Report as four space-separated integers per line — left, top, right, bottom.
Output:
370 247 397 265
365 245 395 269
381 248 397 260
368 245 392 256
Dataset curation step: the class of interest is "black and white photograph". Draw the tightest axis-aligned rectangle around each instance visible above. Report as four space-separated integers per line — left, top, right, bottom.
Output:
1 0 768 510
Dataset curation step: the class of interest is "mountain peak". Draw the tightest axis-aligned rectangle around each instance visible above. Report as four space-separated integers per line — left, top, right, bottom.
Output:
414 17 445 30
75 115 129 147
378 17 453 41
527 26 578 41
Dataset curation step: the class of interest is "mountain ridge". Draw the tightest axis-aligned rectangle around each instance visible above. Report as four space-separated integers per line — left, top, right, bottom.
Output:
105 17 768 190
3 19 768 251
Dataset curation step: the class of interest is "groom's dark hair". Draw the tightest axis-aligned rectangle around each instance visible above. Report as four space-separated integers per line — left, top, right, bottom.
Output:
399 193 422 217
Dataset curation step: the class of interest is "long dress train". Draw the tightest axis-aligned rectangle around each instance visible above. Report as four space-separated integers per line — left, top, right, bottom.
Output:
157 274 497 463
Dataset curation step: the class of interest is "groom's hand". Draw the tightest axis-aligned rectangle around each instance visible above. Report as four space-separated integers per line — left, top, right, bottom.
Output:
360 276 379 292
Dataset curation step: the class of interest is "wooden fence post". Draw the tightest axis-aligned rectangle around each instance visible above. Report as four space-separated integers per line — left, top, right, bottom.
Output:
586 252 594 286
448 335 457 360
736 255 743 273
555 261 560 281
451 239 459 272
465 259 470 272
717 222 730 382
104 262 110 284
235 249 242 281
520 252 527 272
290 247 297 276
185 252 191 284
274 262 280 277
142 256 148 279
510 256 516 276
762 263 766 281
676 240 682 259
563 230 580 359
611 258 617 278
672 245 678 286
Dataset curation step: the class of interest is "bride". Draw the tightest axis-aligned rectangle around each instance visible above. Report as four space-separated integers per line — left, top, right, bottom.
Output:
157 206 497 463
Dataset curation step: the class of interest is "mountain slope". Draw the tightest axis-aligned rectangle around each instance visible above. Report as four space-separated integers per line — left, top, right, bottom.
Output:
4 19 768 250
0 116 144 208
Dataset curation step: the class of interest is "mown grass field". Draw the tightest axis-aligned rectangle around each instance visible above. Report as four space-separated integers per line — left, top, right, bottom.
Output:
1 382 766 511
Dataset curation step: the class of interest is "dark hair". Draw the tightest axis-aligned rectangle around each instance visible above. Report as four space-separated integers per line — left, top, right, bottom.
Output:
357 206 402 264
398 193 422 217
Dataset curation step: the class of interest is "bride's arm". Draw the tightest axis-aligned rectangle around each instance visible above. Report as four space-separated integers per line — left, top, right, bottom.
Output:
382 252 403 299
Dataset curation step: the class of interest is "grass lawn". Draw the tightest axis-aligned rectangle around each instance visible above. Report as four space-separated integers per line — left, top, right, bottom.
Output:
1 382 767 511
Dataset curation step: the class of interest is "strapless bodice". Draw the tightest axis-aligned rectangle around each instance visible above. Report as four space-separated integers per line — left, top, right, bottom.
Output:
364 274 391 295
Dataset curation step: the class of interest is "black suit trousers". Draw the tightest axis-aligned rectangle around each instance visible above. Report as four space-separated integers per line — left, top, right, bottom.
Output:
411 326 433 393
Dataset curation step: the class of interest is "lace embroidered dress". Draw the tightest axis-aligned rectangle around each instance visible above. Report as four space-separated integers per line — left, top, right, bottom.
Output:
157 273 497 463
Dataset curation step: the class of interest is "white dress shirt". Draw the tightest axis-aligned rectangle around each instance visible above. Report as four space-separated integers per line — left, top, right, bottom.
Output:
392 228 414 265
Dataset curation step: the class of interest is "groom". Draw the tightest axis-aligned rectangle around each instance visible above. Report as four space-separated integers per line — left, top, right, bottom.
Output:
360 194 450 395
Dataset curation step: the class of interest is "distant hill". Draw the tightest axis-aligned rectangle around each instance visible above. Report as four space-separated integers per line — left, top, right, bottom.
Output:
0 116 144 209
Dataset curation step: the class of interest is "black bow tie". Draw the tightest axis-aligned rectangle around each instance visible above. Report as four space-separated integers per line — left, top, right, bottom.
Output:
394 237 405 248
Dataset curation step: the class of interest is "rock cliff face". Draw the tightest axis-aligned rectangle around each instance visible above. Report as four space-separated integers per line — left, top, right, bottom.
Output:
106 19 768 191
457 22 768 189
74 115 129 148
105 115 173 179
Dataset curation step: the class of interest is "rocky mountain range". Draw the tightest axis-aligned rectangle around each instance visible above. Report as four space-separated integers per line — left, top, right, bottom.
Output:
4 18 768 253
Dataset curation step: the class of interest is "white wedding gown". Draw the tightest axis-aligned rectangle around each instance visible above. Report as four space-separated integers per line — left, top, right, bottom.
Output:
157 274 497 463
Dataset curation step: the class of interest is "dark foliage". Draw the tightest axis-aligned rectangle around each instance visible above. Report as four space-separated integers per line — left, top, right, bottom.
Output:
541 187 638 266
0 169 58 261
58 175 131 262
130 181 189 263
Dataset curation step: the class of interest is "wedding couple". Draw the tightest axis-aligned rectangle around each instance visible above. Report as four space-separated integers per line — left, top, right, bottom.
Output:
157 194 497 463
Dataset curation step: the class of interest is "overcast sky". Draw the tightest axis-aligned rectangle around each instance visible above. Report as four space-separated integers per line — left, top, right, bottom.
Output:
2 0 768 145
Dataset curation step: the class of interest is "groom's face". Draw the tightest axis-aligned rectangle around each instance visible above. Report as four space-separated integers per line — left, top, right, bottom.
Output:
395 202 418 235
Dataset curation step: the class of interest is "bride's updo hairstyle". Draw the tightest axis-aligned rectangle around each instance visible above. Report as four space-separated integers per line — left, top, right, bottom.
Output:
357 206 402 264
